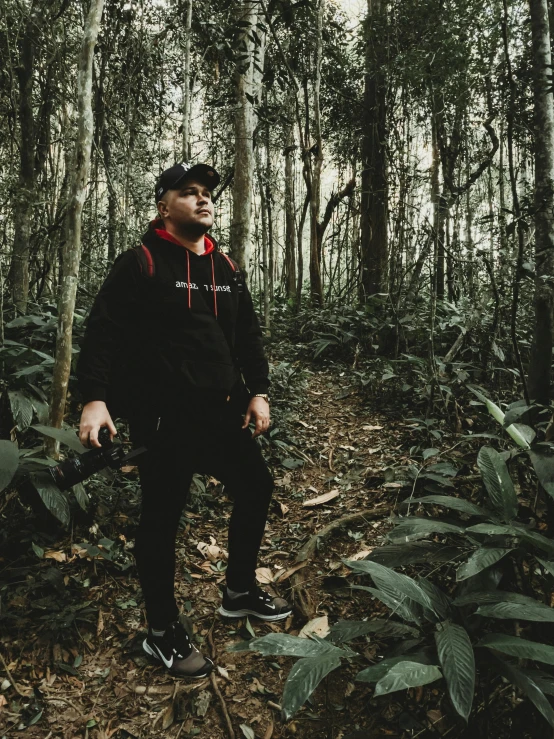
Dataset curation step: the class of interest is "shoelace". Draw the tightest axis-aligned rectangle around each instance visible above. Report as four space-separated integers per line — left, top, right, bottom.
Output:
167 623 194 658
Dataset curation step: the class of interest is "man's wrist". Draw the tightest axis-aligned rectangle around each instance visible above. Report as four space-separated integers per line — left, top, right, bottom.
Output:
252 393 270 405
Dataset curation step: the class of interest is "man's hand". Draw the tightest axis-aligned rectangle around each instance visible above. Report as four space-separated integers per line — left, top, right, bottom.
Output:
242 396 270 437
79 400 117 448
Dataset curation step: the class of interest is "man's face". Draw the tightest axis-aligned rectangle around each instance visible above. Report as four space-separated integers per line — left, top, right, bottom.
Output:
157 179 214 232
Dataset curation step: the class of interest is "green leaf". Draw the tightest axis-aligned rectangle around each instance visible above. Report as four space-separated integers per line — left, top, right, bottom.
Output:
479 634 554 665
367 542 463 568
435 622 475 721
31 424 87 454
423 448 440 460
417 578 452 620
353 586 423 624
374 661 442 696
529 450 554 500
468 388 530 449
8 390 34 431
356 654 429 683
493 657 554 729
240 725 256 739
344 560 436 614
477 447 518 521
537 558 554 577
29 471 70 526
476 602 554 622
0 440 19 494
281 653 342 720
32 542 44 558
456 548 513 581
72 483 89 510
245 617 256 638
388 517 466 543
454 590 543 607
405 495 491 519
327 619 418 645
244 633 344 658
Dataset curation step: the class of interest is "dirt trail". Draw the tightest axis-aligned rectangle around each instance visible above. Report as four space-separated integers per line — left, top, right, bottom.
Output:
0 368 412 739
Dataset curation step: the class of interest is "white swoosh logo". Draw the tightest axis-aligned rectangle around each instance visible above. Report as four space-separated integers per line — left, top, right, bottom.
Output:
154 644 173 668
266 604 276 610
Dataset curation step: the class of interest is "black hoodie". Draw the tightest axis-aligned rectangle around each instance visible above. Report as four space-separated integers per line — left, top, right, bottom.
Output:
76 222 269 417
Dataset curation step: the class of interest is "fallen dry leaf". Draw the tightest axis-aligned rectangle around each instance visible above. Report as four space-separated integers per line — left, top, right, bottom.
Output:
255 567 273 584
303 489 340 507
44 550 66 562
275 561 307 582
299 615 330 639
362 425 383 431
350 549 373 561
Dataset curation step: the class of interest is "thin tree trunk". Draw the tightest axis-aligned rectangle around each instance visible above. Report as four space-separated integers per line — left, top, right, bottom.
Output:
360 0 388 299
527 0 554 404
230 0 258 274
9 12 36 314
48 0 105 457
182 0 193 160
284 120 297 301
308 0 324 305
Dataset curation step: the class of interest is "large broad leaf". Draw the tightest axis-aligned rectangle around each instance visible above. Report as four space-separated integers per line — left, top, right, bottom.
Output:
403 495 491 519
29 471 70 526
345 560 436 614
367 542 463 568
477 447 518 521
468 387 530 449
417 578 452 621
234 633 345 659
0 440 19 494
466 523 554 555
493 657 554 729
356 653 430 683
537 558 554 577
479 634 554 665
327 619 418 645
374 661 442 696
435 622 475 721
529 449 554 500
281 653 342 720
352 586 423 624
456 548 514 581
388 517 466 543
524 669 554 697
8 390 34 431
454 590 543 607
31 425 87 454
476 602 554 622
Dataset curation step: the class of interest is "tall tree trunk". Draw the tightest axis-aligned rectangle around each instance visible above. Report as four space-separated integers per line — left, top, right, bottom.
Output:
230 0 258 274
527 0 554 404
48 0 105 457
8 12 37 314
360 0 388 299
181 0 193 160
284 121 297 302
308 0 324 305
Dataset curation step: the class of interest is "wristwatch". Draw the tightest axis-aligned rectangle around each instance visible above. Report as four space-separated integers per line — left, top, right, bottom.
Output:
253 393 270 404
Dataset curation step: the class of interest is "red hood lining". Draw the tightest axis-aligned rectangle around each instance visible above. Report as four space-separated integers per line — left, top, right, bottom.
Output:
151 219 215 255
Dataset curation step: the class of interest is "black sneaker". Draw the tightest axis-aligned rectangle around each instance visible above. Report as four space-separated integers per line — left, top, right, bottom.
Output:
143 620 214 678
218 585 292 621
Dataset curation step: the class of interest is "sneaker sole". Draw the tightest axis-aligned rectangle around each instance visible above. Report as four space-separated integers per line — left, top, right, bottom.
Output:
142 639 213 679
218 606 292 621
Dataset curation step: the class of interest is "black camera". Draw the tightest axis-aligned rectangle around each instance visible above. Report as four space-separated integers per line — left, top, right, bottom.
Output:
48 426 131 491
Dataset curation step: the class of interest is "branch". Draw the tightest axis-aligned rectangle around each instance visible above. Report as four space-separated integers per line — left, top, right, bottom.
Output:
318 177 356 239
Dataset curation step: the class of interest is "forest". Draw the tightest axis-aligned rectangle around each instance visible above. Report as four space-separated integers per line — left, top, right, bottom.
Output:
2 0 554 736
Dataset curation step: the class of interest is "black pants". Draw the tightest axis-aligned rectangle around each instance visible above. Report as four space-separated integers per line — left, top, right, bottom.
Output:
129 401 274 630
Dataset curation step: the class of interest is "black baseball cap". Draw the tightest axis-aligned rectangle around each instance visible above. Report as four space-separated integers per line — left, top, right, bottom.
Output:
155 162 220 203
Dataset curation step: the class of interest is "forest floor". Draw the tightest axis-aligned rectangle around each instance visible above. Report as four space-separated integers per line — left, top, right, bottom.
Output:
1 361 461 739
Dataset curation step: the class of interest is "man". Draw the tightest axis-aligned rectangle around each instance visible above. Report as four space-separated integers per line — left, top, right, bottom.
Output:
76 162 291 679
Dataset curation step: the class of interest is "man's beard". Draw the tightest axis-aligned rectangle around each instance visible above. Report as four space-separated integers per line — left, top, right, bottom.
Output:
176 219 211 239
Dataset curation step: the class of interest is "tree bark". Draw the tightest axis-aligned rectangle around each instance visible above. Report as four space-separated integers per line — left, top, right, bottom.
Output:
360 0 388 300
527 0 554 404
8 11 37 314
181 0 193 160
48 0 105 457
230 0 259 274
